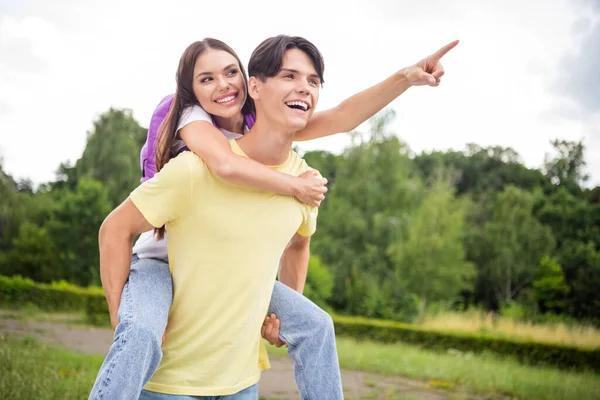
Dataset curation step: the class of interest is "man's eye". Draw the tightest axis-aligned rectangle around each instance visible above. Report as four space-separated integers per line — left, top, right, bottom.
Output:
283 74 293 79
310 79 318 86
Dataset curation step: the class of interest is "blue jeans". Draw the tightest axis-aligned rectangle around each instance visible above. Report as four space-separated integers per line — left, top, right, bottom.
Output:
89 257 343 400
139 384 257 400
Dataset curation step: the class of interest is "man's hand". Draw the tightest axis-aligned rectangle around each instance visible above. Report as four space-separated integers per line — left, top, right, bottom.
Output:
110 312 119 332
293 169 328 207
261 313 287 348
402 40 459 87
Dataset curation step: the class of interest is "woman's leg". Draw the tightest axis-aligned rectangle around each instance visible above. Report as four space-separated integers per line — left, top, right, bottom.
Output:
89 257 172 400
268 281 343 400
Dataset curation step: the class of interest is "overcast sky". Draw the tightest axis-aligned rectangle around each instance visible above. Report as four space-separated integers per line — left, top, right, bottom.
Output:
1 0 599 186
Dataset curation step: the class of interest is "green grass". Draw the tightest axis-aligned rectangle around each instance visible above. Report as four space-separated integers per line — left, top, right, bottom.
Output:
2 327 599 400
268 337 600 400
0 334 103 400
420 310 600 348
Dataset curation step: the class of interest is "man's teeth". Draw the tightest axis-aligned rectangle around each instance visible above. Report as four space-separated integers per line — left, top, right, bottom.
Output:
216 95 236 103
286 101 308 111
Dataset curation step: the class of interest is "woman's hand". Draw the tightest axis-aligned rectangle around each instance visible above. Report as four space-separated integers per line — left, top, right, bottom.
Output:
292 169 328 206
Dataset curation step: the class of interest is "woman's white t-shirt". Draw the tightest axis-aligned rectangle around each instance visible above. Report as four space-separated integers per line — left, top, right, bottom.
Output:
131 105 245 261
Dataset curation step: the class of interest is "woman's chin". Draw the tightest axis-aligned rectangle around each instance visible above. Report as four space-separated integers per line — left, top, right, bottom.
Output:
209 106 243 120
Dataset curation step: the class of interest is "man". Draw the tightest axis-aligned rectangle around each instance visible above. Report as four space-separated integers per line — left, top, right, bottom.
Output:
97 35 335 399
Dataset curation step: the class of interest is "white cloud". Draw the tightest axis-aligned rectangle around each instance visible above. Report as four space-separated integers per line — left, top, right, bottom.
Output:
0 101 9 115
0 0 598 187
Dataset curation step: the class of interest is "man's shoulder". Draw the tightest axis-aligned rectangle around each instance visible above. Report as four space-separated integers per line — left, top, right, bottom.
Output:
286 149 312 175
158 152 207 179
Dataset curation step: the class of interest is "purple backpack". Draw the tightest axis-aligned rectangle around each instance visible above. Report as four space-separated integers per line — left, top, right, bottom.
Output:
140 94 256 183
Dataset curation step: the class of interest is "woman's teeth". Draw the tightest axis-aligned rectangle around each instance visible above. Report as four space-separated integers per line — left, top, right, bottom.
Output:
216 95 236 103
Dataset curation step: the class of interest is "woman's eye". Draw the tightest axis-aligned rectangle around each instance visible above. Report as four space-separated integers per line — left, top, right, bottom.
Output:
283 74 293 79
227 70 238 76
200 77 213 83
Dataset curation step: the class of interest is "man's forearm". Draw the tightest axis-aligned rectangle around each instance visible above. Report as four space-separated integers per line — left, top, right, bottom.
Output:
278 240 310 293
99 220 135 324
97 197 156 328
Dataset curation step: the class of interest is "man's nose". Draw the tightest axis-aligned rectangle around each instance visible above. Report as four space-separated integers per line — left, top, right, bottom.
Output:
296 80 311 95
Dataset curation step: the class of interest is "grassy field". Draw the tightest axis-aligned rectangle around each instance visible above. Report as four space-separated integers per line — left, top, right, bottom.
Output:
0 334 282 400
2 333 599 400
267 336 600 400
0 334 103 400
418 310 600 348
2 307 600 400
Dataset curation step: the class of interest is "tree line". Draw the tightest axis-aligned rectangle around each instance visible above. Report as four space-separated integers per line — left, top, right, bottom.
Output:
1 108 598 324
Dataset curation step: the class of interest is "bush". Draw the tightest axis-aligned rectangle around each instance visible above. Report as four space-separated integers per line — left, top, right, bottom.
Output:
84 293 109 326
303 256 334 310
0 275 108 325
500 301 528 321
331 315 600 372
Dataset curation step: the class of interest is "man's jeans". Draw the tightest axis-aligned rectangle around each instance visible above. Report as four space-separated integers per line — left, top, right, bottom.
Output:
89 257 343 400
139 384 258 400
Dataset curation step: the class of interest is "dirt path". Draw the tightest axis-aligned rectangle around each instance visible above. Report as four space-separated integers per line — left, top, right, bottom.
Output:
0 313 481 399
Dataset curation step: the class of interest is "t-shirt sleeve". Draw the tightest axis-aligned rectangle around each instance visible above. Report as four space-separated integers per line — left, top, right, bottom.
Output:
177 105 212 132
295 159 319 237
130 153 194 228
297 206 318 237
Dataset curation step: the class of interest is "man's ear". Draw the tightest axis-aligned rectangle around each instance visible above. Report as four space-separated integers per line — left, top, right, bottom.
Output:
248 76 260 100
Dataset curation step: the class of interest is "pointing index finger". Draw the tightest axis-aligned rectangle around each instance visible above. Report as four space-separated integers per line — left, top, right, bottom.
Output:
432 40 459 60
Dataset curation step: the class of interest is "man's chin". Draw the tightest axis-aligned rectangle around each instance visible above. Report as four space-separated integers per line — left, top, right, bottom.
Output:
289 117 309 132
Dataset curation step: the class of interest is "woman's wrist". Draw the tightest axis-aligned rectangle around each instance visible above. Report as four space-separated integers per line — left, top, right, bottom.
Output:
289 175 303 198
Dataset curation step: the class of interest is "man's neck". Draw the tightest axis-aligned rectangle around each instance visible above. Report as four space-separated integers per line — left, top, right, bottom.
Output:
236 118 295 166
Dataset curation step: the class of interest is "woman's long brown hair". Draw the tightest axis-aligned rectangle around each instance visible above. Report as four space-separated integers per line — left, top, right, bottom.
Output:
154 38 254 240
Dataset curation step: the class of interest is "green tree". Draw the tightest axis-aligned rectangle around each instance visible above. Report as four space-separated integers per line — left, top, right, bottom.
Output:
311 111 420 317
559 240 600 320
544 139 587 191
388 178 474 320
0 159 28 253
302 255 334 310
44 178 112 286
535 186 600 320
472 186 555 306
414 145 550 198
0 222 61 282
75 108 146 206
532 256 569 313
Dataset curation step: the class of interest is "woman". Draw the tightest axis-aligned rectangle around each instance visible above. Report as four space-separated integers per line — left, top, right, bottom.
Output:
90 36 457 400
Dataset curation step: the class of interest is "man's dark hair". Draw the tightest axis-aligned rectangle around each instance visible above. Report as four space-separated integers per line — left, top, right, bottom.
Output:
248 35 325 84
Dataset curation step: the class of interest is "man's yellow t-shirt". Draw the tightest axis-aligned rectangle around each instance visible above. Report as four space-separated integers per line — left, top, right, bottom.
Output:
130 140 317 396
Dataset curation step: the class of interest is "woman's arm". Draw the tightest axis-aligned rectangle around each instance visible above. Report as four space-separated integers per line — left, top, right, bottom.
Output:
179 121 327 206
295 40 459 142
